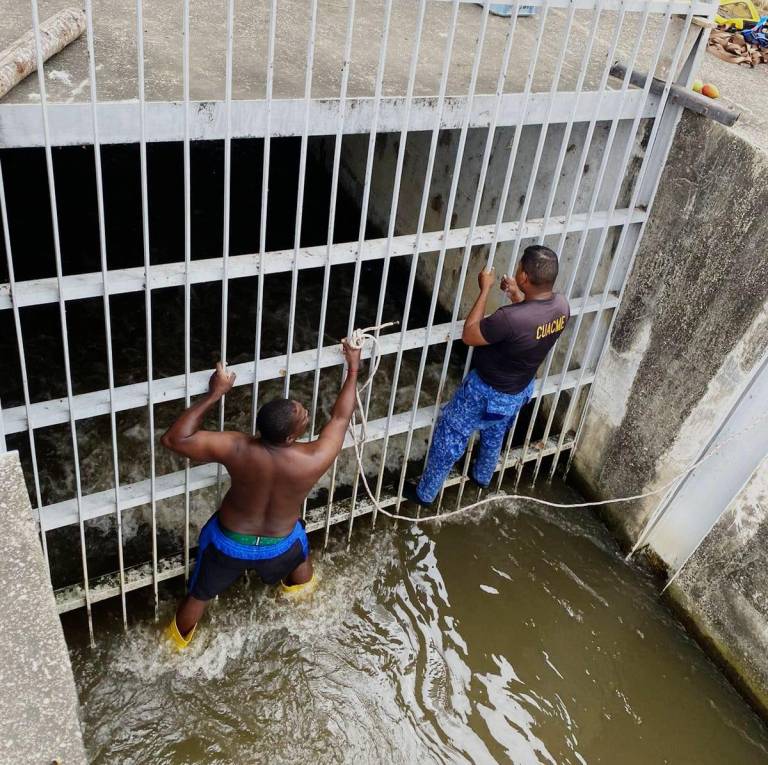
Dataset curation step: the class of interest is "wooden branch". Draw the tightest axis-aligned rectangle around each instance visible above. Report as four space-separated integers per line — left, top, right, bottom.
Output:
0 8 86 100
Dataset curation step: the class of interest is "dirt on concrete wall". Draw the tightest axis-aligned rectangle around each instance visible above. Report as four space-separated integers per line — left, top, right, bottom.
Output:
574 111 768 542
573 111 768 717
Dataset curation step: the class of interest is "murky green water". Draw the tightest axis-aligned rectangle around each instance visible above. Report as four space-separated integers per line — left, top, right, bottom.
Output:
66 480 768 764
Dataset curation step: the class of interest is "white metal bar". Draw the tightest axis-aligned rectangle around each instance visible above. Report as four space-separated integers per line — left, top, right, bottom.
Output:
529 1 660 485
39 366 590 533
215 0 236 504
0 207 644 311
482 0 581 494
372 0 462 511
392 0 493 515
549 4 694 480
135 0 159 618
284 0 319 397
564 17 709 480
250 0 278 436
29 0 94 644
344 0 426 535
403 0 523 520
0 90 663 149
326 0 394 547
83 0 128 627
0 160 50 578
512 0 617 487
429 0 709 8
182 0 192 581
308 0 357 442
452 0 551 509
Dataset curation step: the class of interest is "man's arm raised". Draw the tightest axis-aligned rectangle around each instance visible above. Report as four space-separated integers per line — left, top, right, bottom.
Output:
160 362 247 464
309 339 362 471
462 267 496 347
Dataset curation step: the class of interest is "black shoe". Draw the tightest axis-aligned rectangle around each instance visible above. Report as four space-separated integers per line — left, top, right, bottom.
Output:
401 480 434 508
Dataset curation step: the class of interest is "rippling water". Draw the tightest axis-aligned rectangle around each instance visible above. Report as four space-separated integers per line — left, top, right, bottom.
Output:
67 480 768 764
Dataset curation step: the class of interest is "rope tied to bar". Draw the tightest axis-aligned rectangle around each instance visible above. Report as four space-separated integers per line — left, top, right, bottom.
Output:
343 327 768 525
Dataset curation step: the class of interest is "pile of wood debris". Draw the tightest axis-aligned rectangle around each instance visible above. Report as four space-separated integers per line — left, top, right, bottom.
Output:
709 28 768 66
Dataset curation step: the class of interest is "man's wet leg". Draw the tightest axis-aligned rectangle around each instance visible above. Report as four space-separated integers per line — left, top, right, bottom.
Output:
281 555 317 599
285 555 313 586
175 595 207 638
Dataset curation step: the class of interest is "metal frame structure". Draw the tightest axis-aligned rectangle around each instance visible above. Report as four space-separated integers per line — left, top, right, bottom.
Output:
0 0 714 632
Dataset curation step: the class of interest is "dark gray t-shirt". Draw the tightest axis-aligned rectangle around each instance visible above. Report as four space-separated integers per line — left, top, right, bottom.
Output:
473 294 570 394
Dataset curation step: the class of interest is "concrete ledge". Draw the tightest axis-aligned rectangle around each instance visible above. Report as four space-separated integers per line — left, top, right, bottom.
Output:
0 451 86 765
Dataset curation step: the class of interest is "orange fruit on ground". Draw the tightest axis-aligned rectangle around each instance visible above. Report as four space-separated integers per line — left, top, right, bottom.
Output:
701 83 720 99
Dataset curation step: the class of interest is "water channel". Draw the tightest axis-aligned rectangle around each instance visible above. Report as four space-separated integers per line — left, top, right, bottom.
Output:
66 480 768 764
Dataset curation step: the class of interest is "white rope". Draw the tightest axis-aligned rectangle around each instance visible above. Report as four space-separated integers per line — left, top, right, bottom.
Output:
344 326 768 525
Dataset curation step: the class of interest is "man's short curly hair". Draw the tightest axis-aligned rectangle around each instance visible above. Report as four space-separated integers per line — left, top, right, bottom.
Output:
256 398 298 444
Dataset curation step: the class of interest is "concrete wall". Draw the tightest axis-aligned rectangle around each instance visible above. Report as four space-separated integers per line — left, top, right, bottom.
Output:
0 451 86 764
572 111 768 714
670 455 768 715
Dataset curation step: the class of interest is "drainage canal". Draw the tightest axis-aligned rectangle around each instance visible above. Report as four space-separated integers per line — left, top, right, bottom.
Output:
2 138 768 763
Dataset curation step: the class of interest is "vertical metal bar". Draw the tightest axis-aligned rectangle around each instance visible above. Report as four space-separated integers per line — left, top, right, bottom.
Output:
372 0 462 511
563 14 705 480
284 0 319 398
392 1 493 515
0 162 50 575
308 0 357 442
135 0 159 618
251 0 278 436
422 2 522 515
346 0 428 538
547 3 690 482
215 0 236 504
511 0 607 489
522 1 653 487
182 0 192 581
324 0 393 548
30 0 94 643
84 0 128 627
452 0 552 509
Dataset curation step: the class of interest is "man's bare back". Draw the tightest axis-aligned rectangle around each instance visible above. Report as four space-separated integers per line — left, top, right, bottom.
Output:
161 341 361 647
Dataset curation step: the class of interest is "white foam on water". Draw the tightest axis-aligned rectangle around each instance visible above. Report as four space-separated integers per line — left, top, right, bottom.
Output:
102 531 399 682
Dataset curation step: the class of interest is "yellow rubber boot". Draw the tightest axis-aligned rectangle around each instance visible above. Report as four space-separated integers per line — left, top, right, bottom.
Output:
166 616 197 650
280 573 318 601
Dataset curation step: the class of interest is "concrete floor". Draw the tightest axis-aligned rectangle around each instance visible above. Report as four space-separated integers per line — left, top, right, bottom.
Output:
0 1 689 104
700 52 768 155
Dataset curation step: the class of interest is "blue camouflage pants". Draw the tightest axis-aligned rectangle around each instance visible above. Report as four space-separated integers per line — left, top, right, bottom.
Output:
416 370 534 503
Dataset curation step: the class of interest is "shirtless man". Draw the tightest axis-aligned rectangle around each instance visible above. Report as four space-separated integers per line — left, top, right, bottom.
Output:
162 340 361 649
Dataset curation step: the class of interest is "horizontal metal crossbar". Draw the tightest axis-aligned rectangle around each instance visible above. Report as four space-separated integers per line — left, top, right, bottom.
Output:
53 432 575 613
39 369 590 532
0 91 660 148
430 0 711 9
0 207 645 310
3 292 614 436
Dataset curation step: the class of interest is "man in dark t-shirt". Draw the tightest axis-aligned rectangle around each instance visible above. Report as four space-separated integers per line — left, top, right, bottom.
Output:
403 245 570 506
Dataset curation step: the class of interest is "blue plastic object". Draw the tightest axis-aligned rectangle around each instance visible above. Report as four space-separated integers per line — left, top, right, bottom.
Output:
484 4 538 16
743 15 768 47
